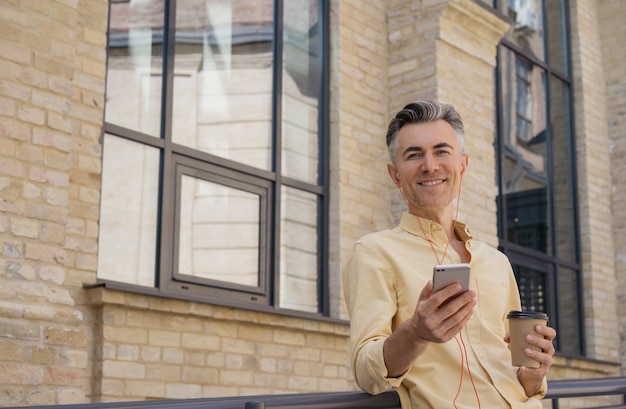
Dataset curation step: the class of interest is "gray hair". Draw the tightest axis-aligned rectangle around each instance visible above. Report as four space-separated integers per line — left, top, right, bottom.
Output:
386 100 467 163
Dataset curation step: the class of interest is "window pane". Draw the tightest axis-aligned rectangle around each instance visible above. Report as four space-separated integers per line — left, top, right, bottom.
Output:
551 77 577 262
281 0 320 184
500 51 550 254
98 135 160 286
512 263 548 314
505 0 545 62
279 186 318 312
172 0 273 170
105 0 163 137
545 0 569 74
178 176 260 287
557 266 582 355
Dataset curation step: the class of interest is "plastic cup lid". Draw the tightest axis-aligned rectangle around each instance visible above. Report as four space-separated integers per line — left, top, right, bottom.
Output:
506 310 549 320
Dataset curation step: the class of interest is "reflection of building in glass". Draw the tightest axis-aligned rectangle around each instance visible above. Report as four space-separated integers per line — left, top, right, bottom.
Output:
510 0 540 31
101 0 323 312
497 0 583 357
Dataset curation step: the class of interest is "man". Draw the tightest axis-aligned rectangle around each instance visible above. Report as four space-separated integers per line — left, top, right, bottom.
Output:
342 101 556 408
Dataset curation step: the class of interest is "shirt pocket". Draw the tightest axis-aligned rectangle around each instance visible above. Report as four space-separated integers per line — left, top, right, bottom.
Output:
476 280 509 337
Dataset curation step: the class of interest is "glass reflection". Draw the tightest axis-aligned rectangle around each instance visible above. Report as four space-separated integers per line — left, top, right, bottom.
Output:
500 49 550 254
505 0 545 62
178 176 260 287
545 0 569 74
98 135 160 286
279 186 318 312
512 263 547 313
172 0 273 170
105 0 164 137
281 0 321 184
551 77 577 262
557 266 581 354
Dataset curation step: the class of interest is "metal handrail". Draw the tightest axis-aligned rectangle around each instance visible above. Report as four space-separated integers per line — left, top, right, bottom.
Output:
544 376 626 409
8 377 626 409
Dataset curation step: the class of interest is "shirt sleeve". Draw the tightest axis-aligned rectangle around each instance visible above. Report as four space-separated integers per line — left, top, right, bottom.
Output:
533 376 548 399
342 239 406 394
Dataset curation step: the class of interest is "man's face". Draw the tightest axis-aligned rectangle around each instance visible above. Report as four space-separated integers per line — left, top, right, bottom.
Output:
387 120 468 213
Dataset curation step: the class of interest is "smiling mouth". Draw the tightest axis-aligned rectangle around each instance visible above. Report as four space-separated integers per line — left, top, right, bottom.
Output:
419 179 445 186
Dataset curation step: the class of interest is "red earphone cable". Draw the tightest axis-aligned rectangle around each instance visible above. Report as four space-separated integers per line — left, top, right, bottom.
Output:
417 172 481 408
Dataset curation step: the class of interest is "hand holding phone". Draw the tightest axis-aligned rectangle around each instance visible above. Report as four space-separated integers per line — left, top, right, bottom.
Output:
432 263 471 293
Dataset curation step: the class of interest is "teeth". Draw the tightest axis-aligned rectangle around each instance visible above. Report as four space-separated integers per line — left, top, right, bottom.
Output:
421 180 443 186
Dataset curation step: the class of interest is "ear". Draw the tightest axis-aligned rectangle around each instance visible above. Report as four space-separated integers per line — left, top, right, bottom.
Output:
460 155 469 176
387 163 401 187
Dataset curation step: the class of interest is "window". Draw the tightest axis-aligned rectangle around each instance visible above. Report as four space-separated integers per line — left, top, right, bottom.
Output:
494 0 583 355
99 0 330 316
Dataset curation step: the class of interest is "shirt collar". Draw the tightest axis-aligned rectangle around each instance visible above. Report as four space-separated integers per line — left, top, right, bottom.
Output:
398 212 473 244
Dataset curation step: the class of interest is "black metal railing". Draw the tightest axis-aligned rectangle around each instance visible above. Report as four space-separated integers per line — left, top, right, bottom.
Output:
9 377 626 409
545 376 626 409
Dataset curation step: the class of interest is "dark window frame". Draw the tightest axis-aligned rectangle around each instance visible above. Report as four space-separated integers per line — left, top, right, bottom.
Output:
98 0 334 320
493 0 585 356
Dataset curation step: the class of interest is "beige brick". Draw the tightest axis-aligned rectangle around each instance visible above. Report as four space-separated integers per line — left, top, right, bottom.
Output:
39 221 66 244
181 366 219 384
10 217 38 238
0 341 25 361
287 375 318 391
26 388 55 406
145 364 180 383
219 370 254 387
75 252 96 270
0 363 44 385
60 349 89 369
0 37 31 65
125 380 165 398
57 388 85 405
104 327 148 345
273 329 305 346
183 350 206 366
102 360 145 380
44 366 85 386
100 378 124 396
140 346 161 363
164 383 201 399
23 304 56 320
44 327 86 348
117 344 140 361
148 330 181 348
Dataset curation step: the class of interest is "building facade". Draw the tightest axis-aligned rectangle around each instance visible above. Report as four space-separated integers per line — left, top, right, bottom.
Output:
0 0 624 407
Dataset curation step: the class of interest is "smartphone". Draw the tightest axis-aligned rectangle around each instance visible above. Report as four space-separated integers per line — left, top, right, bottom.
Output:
432 263 471 293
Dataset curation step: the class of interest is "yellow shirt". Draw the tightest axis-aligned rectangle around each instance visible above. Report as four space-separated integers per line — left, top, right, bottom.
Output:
342 213 547 409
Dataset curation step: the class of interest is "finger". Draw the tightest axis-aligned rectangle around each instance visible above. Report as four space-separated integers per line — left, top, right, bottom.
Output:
434 288 476 311
535 324 557 340
526 333 555 354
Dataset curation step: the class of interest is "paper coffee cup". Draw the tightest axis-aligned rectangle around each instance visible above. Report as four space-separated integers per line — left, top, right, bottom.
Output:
506 310 549 368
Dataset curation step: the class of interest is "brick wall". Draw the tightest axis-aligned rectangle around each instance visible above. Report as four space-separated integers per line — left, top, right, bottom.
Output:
569 0 621 363
87 289 352 400
598 0 626 368
0 0 107 405
331 0 391 321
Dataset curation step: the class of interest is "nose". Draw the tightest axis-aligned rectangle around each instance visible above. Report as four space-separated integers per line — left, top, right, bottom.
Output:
420 153 438 172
